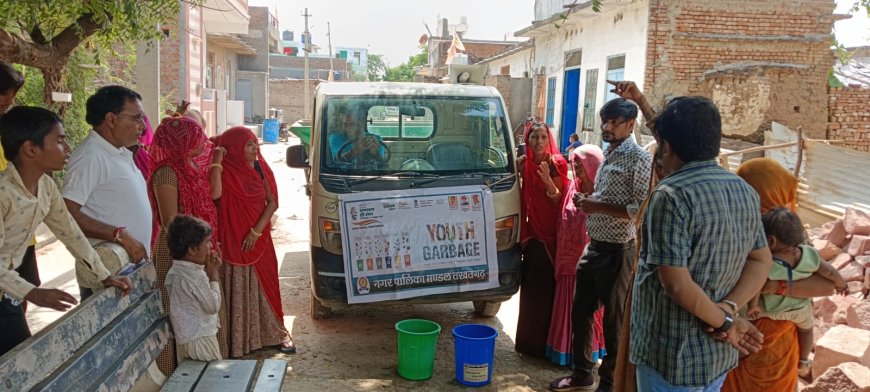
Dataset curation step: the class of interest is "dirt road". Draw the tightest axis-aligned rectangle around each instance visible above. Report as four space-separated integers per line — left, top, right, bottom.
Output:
30 140 569 391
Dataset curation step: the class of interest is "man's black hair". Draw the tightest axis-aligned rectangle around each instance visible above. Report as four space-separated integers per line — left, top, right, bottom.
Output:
762 207 805 248
0 106 62 162
0 61 25 94
167 215 213 260
85 85 142 128
654 96 721 162
599 98 638 121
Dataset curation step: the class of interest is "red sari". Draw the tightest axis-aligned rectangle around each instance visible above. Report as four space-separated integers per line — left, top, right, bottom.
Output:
515 123 570 358
148 116 217 247
215 127 283 318
215 127 288 357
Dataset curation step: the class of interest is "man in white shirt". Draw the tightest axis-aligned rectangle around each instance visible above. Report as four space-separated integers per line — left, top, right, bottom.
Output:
0 106 131 355
62 86 152 299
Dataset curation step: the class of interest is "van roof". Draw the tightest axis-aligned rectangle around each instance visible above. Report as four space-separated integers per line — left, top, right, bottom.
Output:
315 82 500 98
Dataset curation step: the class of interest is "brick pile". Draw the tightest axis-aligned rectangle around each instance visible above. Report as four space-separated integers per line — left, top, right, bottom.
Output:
828 86 870 152
805 208 870 388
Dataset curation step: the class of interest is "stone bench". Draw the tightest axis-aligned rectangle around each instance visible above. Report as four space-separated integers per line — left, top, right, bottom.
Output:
0 262 169 391
0 261 288 392
161 358 287 392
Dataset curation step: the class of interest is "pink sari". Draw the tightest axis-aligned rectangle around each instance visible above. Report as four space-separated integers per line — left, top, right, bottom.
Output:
546 145 604 366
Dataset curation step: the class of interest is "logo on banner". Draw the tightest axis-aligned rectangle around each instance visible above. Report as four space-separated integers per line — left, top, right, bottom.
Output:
357 276 370 294
350 206 380 227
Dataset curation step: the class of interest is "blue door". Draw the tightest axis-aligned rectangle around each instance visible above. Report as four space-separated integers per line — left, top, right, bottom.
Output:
560 69 581 150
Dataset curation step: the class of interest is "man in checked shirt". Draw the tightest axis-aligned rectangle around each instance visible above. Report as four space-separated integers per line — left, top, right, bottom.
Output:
550 97 652 392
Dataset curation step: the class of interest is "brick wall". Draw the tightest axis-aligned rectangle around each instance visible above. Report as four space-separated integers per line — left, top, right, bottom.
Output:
239 7 270 72
645 0 835 141
828 86 870 152
160 24 183 104
268 79 322 124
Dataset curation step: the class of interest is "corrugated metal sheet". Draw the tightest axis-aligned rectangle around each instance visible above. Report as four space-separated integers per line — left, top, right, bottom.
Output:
798 140 870 227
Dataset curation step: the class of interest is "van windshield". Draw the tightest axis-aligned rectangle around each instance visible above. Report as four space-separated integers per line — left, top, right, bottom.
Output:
320 95 513 176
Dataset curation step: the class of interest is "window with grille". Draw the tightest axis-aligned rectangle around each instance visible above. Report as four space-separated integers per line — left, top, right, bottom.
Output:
546 77 557 126
605 54 626 102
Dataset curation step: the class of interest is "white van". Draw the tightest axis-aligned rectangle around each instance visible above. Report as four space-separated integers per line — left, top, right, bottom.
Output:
286 82 521 318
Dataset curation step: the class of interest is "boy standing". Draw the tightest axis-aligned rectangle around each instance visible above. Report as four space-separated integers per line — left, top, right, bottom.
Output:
0 106 131 355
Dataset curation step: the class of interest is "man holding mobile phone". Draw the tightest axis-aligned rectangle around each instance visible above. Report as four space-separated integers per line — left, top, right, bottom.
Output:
328 106 388 170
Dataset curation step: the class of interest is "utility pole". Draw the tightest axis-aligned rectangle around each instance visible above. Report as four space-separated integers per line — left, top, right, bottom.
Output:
327 22 334 82
302 8 312 119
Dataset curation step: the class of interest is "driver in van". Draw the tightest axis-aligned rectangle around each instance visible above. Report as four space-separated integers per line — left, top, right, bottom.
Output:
328 106 387 169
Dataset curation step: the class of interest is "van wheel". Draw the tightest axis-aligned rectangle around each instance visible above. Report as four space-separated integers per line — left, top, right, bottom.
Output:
472 300 501 317
310 293 333 319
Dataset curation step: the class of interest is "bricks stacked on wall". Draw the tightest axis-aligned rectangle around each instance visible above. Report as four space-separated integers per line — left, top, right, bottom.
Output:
160 24 183 104
829 86 870 152
644 0 836 141
268 79 320 124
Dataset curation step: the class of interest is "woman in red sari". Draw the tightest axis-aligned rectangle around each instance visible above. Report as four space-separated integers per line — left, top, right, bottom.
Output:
547 144 605 366
515 122 570 358
215 126 295 356
149 116 227 375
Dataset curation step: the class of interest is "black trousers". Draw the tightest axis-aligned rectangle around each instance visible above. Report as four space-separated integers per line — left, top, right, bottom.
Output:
0 245 40 356
572 240 635 389
0 295 30 356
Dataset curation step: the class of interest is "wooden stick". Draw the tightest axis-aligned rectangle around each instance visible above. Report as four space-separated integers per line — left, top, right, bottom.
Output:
793 126 804 178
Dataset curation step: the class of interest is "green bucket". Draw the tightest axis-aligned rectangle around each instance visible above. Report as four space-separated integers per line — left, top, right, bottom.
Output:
395 319 442 380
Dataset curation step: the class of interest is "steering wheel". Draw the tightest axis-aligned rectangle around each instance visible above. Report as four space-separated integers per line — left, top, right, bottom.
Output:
482 147 508 168
336 137 391 164
399 158 435 171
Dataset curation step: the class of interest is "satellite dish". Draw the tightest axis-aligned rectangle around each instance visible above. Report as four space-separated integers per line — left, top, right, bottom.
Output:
447 64 487 85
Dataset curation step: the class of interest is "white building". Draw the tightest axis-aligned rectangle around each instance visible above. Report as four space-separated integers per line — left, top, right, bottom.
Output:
515 0 649 149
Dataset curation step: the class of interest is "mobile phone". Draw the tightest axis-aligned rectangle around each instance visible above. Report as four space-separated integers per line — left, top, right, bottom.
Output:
517 144 526 157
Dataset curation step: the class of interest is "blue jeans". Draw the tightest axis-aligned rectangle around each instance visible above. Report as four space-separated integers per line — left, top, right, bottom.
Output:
635 364 727 392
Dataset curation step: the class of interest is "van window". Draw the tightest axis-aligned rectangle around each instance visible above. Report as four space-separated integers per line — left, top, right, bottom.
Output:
367 105 434 139
321 96 512 175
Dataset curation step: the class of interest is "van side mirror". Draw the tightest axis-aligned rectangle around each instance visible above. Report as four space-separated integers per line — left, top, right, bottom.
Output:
286 145 309 168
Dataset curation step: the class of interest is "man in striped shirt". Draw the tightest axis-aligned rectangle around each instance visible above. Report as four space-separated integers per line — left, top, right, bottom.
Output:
630 96 773 390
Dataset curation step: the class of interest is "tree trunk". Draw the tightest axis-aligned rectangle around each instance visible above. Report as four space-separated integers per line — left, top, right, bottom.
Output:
41 67 70 116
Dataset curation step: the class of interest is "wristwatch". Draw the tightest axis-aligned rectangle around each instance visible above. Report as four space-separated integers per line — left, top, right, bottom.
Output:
714 313 734 334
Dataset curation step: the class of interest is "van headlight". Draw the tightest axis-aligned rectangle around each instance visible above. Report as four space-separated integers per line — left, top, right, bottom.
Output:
494 215 518 251
319 218 343 255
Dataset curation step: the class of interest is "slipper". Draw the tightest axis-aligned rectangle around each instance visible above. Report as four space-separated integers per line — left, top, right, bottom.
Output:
548 375 598 392
277 338 296 354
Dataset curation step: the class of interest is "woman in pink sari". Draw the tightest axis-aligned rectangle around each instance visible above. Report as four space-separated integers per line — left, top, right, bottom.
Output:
515 122 570 358
546 144 605 366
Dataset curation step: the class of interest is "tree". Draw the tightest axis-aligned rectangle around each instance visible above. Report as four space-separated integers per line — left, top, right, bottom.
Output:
367 53 387 81
383 46 428 82
0 0 193 112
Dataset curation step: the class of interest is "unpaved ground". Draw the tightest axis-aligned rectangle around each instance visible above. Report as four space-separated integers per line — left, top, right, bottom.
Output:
30 139 569 391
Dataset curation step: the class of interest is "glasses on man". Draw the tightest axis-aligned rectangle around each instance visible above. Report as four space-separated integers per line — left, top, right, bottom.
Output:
600 118 627 131
117 112 146 124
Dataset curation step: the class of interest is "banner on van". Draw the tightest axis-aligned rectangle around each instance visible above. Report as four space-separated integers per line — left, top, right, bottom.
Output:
339 185 499 304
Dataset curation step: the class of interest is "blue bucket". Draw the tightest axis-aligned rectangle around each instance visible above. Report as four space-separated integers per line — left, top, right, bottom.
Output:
452 324 498 386
263 118 280 144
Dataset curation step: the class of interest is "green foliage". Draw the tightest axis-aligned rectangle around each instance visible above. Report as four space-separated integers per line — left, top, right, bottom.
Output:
0 0 185 48
383 46 428 82
14 45 132 151
367 53 387 81
851 0 870 16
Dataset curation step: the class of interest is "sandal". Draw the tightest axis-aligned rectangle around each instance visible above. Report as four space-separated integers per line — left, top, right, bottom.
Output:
548 374 598 392
277 338 296 354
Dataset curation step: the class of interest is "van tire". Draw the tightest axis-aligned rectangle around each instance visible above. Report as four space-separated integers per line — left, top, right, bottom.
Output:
472 300 501 317
311 293 333 319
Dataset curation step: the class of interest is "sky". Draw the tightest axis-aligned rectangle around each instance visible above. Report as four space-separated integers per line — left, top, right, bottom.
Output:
249 0 870 66
248 0 533 66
